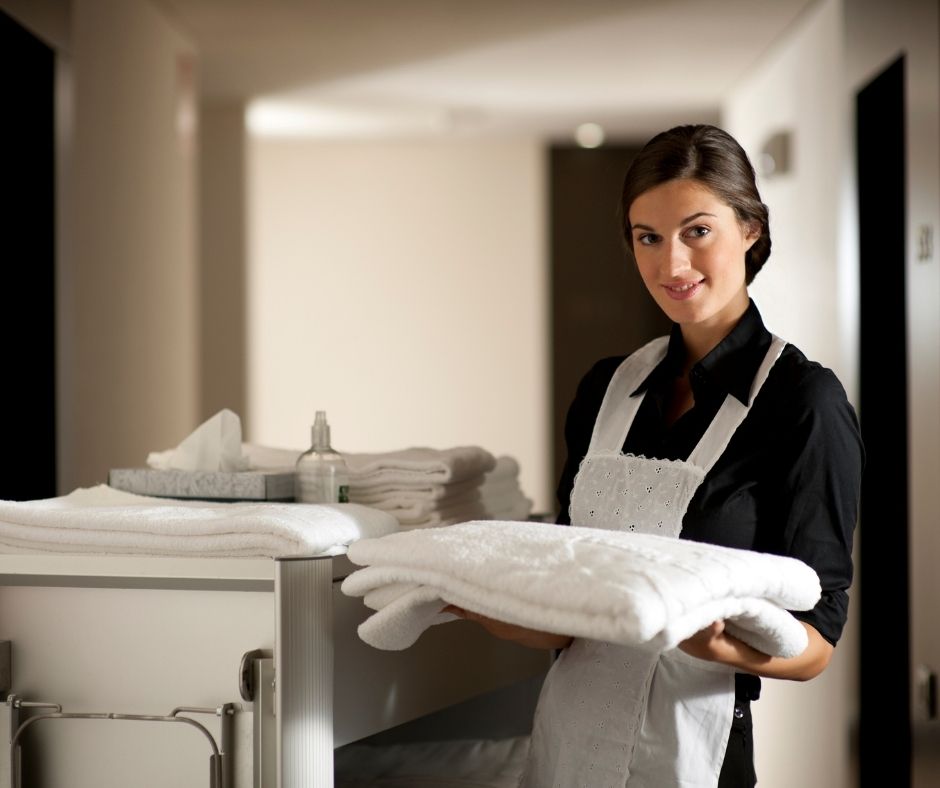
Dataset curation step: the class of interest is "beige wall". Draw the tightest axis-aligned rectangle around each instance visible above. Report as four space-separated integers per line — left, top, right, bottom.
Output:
724 0 940 785
246 137 552 511
199 101 249 423
0 5 246 786
725 0 848 383
722 5 854 787
56 0 200 491
1 0 201 492
843 2 940 787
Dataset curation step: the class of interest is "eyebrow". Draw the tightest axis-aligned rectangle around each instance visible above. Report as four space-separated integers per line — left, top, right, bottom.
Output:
632 212 717 232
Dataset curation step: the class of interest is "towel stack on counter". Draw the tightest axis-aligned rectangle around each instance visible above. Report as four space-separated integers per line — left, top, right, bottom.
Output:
345 448 534 529
244 443 534 530
0 485 398 558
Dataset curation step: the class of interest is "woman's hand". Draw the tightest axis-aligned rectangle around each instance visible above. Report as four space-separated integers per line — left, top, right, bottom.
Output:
678 619 734 661
443 605 573 651
678 619 834 681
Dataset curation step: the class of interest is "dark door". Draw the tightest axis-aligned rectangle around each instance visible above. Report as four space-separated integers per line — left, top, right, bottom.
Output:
549 145 672 512
1 9 57 500
856 54 909 787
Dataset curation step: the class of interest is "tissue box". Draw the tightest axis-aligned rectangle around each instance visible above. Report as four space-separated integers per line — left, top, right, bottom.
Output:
108 468 296 502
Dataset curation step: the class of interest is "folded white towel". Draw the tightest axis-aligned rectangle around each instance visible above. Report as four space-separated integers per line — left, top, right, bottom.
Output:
243 442 301 470
355 492 485 521
244 443 497 485
387 494 532 529
347 475 483 504
478 475 524 499
395 503 489 528
0 485 398 558
341 520 820 658
479 457 532 520
484 495 533 522
348 488 531 527
345 447 496 485
349 456 527 512
486 455 521 482
349 480 484 508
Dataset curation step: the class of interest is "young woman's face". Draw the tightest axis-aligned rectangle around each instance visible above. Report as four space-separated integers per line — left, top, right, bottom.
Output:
628 178 758 336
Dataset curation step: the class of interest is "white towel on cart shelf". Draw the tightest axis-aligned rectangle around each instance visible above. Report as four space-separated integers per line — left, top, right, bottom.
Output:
0 484 398 558
349 456 532 519
359 493 532 529
342 520 820 658
481 488 533 519
358 493 487 521
347 475 484 504
243 442 303 470
359 497 531 526
244 443 497 485
345 446 496 485
392 498 533 529
485 455 522 481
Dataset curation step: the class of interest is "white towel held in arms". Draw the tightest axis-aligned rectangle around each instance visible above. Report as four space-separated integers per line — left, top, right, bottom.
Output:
342 519 820 658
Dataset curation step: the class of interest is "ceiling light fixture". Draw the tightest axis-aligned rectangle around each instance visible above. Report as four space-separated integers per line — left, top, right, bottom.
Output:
574 122 605 149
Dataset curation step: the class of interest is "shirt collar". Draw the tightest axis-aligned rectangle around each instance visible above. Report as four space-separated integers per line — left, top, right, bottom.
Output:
630 300 773 405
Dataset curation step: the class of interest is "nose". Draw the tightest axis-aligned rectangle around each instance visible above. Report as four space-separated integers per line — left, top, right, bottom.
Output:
663 239 692 279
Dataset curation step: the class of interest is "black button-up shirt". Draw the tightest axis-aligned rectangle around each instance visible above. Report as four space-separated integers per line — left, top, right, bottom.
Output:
555 300 864 700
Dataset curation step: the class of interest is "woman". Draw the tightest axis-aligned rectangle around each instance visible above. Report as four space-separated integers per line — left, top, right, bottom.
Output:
449 124 863 787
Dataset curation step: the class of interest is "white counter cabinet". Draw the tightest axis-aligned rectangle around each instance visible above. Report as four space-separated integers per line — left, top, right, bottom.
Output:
0 553 550 788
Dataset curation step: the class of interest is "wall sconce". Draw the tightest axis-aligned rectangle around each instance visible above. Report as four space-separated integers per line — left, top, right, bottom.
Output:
758 130 792 178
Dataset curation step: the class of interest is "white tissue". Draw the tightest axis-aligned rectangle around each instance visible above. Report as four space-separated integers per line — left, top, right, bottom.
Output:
147 409 250 472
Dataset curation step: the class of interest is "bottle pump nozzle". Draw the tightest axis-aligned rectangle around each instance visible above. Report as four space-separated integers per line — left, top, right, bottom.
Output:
312 410 331 451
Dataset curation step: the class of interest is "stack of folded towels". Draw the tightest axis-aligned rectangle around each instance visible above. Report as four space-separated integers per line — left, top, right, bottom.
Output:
0 484 399 558
345 448 534 529
246 444 534 530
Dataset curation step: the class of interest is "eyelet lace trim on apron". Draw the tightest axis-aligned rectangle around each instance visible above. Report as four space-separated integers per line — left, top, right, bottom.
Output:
570 451 706 534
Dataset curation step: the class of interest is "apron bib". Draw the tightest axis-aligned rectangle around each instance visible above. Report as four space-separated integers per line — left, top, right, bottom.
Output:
522 334 786 788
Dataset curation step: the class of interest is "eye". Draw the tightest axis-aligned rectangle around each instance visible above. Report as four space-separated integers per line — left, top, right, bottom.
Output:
683 225 711 240
636 232 661 246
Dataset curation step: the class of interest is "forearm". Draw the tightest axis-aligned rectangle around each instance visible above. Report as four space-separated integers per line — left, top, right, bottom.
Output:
498 627 574 651
443 605 573 651
680 621 833 681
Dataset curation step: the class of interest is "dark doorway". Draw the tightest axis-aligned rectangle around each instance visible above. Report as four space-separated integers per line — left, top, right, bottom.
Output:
549 145 672 513
856 55 908 786
0 10 57 501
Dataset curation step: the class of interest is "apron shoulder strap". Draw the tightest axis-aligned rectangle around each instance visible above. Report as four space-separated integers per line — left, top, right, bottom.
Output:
686 334 787 471
587 335 669 454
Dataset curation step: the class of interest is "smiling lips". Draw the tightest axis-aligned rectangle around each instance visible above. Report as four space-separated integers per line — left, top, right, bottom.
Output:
663 280 704 300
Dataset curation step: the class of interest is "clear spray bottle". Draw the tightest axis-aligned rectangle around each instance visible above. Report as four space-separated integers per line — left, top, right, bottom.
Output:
295 411 350 503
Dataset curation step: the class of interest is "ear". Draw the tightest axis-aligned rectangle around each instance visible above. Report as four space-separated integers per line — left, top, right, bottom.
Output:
743 221 761 252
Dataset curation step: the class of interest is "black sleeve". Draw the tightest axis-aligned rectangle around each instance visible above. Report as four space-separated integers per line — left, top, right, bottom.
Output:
555 357 625 525
771 365 865 646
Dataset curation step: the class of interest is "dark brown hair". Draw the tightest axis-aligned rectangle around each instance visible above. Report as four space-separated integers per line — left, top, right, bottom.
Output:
620 124 771 284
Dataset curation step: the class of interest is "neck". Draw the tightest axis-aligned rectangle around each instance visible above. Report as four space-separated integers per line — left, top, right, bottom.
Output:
679 300 749 369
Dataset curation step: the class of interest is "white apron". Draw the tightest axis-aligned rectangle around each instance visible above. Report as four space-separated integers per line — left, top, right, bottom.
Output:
521 333 787 788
